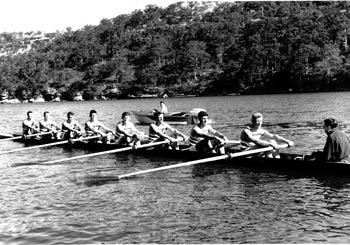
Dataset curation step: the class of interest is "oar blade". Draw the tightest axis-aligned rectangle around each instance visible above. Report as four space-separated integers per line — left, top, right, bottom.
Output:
75 175 121 186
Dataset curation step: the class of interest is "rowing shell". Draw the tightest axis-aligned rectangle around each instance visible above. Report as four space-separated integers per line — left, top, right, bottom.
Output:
8 133 350 176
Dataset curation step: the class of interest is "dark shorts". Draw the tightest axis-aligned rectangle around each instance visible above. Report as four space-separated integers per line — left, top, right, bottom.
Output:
195 140 207 152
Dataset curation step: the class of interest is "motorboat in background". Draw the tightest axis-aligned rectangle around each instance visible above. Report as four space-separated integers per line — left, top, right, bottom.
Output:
132 108 212 125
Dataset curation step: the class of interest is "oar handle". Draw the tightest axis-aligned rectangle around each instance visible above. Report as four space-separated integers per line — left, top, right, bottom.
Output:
23 131 53 138
71 135 100 142
226 140 241 145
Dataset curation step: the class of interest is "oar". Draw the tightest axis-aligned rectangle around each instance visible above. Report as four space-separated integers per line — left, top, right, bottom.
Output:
0 132 52 142
226 140 241 145
0 135 99 155
99 143 289 182
41 139 176 165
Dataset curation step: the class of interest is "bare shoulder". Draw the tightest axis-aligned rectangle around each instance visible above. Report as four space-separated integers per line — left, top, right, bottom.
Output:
242 127 252 135
260 128 272 135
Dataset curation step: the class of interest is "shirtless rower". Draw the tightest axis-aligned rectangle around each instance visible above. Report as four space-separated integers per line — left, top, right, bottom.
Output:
149 111 187 150
189 111 228 154
22 111 40 138
62 112 83 140
85 109 115 143
115 112 144 146
240 112 294 158
39 111 62 139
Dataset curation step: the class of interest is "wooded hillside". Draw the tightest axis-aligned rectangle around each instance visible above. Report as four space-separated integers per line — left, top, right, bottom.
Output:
1 1 350 101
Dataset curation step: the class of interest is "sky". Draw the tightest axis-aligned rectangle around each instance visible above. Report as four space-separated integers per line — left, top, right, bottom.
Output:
0 0 182 33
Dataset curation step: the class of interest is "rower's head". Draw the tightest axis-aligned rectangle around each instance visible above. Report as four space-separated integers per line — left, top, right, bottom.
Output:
27 111 33 120
89 110 97 120
67 111 74 121
251 112 263 127
323 118 338 133
43 111 50 120
198 111 209 124
154 111 164 123
121 112 131 122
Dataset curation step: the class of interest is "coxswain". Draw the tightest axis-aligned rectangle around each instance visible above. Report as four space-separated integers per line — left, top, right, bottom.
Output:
62 112 83 140
240 112 294 158
39 111 63 139
22 111 40 138
85 109 115 143
149 111 187 150
115 112 145 146
189 111 228 154
312 118 350 163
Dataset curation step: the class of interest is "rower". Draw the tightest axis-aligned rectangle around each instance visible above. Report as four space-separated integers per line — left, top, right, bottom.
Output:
115 112 144 146
189 111 227 154
22 111 40 138
149 111 187 150
39 111 63 139
62 112 83 140
85 109 115 143
312 118 350 163
240 112 294 158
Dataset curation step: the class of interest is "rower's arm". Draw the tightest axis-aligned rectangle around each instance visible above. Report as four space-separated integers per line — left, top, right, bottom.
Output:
270 133 294 147
75 122 83 132
116 123 133 137
192 127 215 141
63 122 78 132
23 121 38 130
39 121 51 131
100 123 115 134
170 126 187 140
85 122 104 135
166 125 180 136
208 126 227 141
151 124 172 141
53 121 62 131
241 129 275 147
131 124 144 136
23 121 38 133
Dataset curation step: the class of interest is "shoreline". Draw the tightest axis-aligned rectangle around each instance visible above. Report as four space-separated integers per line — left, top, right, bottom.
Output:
1 90 349 104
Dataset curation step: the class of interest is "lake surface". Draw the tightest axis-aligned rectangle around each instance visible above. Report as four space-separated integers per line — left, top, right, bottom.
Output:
1 92 350 244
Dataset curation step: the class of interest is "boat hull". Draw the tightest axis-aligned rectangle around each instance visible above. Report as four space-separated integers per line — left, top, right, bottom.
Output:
11 135 350 176
132 111 191 125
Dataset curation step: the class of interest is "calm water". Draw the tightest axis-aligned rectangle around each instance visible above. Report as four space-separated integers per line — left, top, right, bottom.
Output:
1 92 350 244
